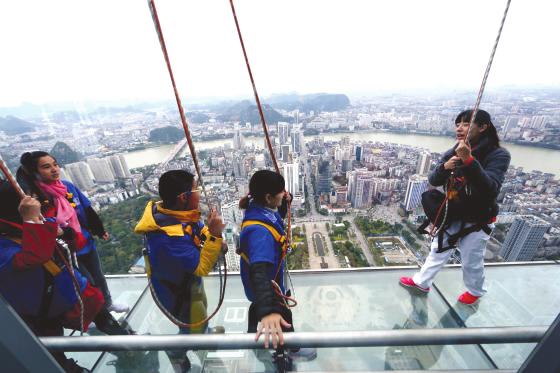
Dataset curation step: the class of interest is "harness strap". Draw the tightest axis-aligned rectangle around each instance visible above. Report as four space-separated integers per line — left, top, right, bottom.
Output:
239 220 287 265
436 222 492 254
3 234 62 276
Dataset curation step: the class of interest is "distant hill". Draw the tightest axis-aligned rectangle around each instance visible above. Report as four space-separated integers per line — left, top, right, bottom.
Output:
149 126 183 143
0 116 37 135
50 141 81 165
265 93 350 113
188 111 210 124
217 100 291 124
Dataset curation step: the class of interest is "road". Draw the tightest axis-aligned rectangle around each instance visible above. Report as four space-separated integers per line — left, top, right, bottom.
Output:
347 216 376 266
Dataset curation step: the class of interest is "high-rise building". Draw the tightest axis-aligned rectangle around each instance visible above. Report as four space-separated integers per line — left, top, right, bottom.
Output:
278 122 290 145
317 160 332 194
220 200 244 272
87 158 115 183
335 186 348 206
221 200 244 230
232 122 245 150
282 160 300 195
291 126 305 155
403 175 429 212
353 175 375 208
281 144 291 163
502 116 518 135
342 159 353 173
65 161 95 191
232 154 246 179
59 167 72 184
347 168 376 208
108 155 132 179
254 153 266 169
416 152 431 175
355 145 363 162
499 215 550 262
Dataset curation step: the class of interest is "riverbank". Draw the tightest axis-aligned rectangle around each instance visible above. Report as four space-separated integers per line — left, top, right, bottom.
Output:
124 130 560 176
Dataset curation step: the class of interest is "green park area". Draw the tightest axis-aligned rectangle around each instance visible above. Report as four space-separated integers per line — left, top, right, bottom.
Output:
97 195 152 274
287 226 310 270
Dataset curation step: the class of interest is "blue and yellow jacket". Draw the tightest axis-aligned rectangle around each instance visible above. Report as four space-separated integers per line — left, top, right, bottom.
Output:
135 201 222 333
239 202 286 302
0 222 87 320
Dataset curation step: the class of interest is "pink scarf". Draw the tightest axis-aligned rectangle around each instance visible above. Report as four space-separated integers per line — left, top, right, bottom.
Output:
36 180 82 234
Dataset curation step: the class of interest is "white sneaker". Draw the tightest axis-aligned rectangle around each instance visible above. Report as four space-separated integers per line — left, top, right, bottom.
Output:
107 302 130 313
288 347 317 361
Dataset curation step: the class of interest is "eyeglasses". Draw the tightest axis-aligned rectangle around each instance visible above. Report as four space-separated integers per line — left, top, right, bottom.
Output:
180 185 202 198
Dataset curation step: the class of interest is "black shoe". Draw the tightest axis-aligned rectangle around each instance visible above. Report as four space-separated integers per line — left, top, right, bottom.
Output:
171 357 191 373
62 358 91 373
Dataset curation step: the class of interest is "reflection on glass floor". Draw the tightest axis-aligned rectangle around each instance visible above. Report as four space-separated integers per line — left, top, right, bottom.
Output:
65 263 560 372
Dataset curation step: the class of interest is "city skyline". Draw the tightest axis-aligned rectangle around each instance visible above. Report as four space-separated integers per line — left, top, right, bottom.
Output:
1 0 560 106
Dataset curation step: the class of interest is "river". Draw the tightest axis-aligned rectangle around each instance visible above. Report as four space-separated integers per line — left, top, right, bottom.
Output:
123 131 560 176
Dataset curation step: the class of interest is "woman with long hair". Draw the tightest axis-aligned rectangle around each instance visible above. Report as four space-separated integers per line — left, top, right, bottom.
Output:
400 109 511 304
17 151 130 316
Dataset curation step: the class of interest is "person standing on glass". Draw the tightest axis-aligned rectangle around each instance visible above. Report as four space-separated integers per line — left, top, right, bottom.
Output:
135 170 225 372
400 109 510 304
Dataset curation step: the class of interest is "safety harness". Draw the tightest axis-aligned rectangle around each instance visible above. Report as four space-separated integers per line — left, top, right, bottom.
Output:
418 173 495 253
238 219 296 308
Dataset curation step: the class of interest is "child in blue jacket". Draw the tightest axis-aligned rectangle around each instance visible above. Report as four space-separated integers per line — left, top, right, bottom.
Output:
135 170 225 372
238 170 316 361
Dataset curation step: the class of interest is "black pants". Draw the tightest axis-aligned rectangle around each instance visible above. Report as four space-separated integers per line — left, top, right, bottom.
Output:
77 250 112 306
23 316 73 371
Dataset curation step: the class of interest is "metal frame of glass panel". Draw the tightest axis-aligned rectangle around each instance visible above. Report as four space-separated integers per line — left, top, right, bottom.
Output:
0 295 63 373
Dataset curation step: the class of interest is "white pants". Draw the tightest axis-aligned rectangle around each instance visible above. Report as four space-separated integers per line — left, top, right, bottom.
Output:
412 221 492 297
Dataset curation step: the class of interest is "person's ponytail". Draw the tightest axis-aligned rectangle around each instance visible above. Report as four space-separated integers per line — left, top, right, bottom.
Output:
239 195 250 210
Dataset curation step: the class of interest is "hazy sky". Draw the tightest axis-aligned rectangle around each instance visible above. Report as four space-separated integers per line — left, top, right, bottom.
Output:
1 0 559 107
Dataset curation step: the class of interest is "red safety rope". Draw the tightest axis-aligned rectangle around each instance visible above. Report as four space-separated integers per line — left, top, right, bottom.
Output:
430 0 511 236
465 0 512 145
148 0 209 206
229 0 295 308
228 0 280 174
146 0 226 329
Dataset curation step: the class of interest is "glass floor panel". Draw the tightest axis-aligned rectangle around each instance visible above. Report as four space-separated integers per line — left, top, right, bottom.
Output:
66 276 148 371
434 263 560 370
91 269 493 372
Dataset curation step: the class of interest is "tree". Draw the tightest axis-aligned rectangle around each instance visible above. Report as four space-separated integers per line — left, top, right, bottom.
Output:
149 126 183 143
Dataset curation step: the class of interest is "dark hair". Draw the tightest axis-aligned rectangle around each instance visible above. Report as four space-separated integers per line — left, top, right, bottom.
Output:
0 180 23 236
239 170 285 209
16 151 55 198
455 109 500 147
158 170 195 208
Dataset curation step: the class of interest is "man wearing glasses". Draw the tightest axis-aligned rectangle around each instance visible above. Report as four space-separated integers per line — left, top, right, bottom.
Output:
135 170 225 372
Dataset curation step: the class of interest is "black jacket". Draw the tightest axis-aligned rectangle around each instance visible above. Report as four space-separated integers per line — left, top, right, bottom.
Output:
429 137 511 222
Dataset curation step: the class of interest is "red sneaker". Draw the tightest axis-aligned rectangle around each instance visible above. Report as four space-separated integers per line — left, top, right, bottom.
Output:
399 276 430 293
458 291 480 305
